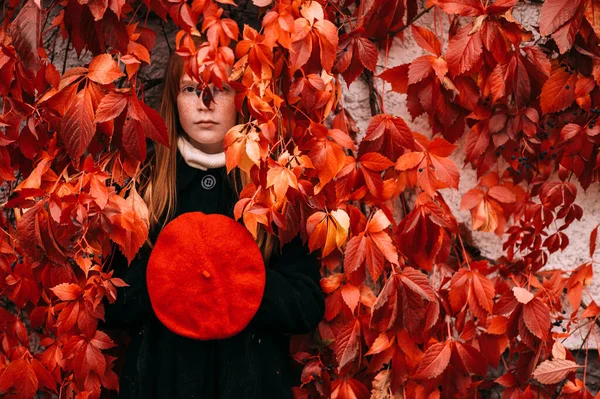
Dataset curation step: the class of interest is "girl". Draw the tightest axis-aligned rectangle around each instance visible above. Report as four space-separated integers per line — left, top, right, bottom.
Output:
100 36 325 399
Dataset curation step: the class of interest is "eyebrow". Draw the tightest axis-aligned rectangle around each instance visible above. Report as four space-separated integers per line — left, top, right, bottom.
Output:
180 80 196 87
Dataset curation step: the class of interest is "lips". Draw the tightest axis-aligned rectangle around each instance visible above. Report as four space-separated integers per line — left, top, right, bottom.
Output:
195 120 218 124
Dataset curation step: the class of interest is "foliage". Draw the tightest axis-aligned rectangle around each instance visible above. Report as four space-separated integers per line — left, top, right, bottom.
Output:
0 0 599 397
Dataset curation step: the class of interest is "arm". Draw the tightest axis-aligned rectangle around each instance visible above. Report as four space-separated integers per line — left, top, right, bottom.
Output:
248 235 325 335
99 246 154 330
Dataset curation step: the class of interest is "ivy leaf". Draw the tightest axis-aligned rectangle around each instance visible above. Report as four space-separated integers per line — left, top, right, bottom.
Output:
445 24 483 77
87 54 125 85
358 114 415 161
396 136 459 197
7 0 41 73
533 359 580 384
335 319 362 370
433 0 485 16
539 0 583 37
540 68 577 114
0 358 39 399
60 87 95 159
413 341 452 379
522 297 551 340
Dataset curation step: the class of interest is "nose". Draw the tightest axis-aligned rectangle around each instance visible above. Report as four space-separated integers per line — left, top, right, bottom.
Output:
196 87 214 111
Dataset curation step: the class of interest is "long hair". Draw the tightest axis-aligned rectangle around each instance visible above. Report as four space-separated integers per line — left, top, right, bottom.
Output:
139 35 277 265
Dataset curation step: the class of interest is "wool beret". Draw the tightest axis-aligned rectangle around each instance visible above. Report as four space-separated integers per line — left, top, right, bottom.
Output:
146 212 266 340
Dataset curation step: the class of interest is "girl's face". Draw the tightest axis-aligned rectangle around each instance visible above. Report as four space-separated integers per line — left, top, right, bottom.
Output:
177 72 237 154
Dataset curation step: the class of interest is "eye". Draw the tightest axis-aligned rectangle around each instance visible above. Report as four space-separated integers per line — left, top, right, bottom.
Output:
211 85 231 95
182 86 196 93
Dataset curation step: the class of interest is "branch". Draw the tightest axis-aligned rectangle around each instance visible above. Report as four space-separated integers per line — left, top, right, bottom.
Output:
388 5 435 37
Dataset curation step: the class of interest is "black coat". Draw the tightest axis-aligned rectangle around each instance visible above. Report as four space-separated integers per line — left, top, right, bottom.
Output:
99 151 325 399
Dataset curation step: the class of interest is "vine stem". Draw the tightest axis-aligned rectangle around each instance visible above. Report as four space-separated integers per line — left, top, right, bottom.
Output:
457 234 472 270
388 5 435 37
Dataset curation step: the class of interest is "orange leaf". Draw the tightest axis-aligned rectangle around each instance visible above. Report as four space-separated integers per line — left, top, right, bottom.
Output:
60 87 95 159
523 297 551 340
335 319 362 370
50 283 82 301
413 341 452 379
87 54 124 84
95 92 128 123
533 359 580 384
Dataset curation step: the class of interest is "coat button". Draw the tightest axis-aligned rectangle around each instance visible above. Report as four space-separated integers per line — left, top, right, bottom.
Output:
201 174 216 190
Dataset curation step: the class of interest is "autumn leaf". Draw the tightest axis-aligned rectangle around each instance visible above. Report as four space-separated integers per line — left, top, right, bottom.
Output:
335 319 362 370
411 25 442 56
358 114 415 161
50 283 82 301
345 209 398 282
87 54 125 85
95 91 128 123
396 136 460 196
60 87 95 159
533 359 580 384
335 29 379 86
434 0 485 16
307 209 350 257
331 376 370 399
449 267 495 316
413 341 452 379
8 0 41 73
0 358 39 399
539 0 583 37
540 68 577 114
522 297 551 340
513 286 534 304
445 24 483 77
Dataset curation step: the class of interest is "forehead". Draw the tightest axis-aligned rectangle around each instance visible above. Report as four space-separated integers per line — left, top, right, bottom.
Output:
179 73 199 86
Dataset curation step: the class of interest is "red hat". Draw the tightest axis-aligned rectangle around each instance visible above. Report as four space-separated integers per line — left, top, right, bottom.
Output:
146 212 266 340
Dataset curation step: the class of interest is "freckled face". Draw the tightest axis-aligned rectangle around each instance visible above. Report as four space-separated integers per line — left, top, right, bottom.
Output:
176 72 237 153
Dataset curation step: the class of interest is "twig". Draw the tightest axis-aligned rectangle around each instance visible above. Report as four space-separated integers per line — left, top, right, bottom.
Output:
62 38 70 75
160 19 171 54
388 5 435 37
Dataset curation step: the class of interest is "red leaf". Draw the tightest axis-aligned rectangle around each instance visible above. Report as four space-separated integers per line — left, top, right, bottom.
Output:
539 0 583 36
523 297 551 340
453 341 488 376
413 341 452 379
331 376 370 399
487 186 517 203
356 37 378 71
360 114 415 161
540 68 577 114
359 153 394 171
434 0 485 16
533 359 580 384
378 64 410 93
590 224 599 258
335 319 362 370
87 54 125 84
0 358 38 399
95 92 128 123
411 25 442 56
60 87 95 159
446 25 483 77
50 283 82 301
7 0 41 73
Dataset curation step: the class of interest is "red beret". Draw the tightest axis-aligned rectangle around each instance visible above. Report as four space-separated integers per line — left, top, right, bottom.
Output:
146 212 266 340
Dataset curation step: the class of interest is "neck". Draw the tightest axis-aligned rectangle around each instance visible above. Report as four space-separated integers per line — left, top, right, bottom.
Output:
187 135 224 154
177 135 226 171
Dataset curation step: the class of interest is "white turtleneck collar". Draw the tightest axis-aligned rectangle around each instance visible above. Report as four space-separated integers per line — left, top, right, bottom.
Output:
177 135 226 171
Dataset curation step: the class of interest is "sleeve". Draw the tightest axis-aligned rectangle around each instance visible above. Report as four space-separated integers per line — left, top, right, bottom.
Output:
247 235 325 335
99 246 154 330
